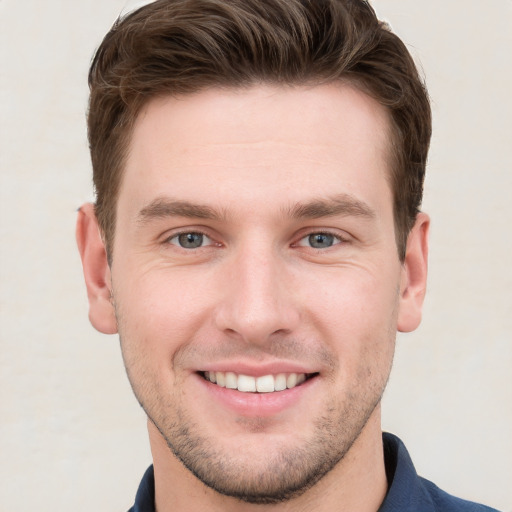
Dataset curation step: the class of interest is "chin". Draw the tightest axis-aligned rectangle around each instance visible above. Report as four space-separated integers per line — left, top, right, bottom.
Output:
148 386 382 504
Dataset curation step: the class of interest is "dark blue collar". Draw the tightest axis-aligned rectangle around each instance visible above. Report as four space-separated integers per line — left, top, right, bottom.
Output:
129 464 155 512
378 433 499 512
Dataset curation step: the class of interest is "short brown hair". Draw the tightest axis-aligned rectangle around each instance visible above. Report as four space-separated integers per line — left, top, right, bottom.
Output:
88 0 431 261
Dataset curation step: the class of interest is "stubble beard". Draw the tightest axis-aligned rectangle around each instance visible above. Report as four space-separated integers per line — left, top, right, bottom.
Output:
114 295 396 505
141 378 387 505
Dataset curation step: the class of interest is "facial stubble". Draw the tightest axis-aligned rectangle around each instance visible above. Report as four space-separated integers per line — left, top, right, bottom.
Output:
150 388 386 504
117 331 394 504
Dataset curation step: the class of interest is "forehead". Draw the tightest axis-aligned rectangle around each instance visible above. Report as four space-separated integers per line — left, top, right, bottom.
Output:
131 83 391 154
120 83 393 217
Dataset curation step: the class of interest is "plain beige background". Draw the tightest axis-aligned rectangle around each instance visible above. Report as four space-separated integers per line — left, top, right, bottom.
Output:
1 1 511 510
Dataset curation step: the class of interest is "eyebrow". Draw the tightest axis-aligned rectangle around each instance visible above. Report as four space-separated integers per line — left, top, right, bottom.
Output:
136 193 376 224
287 194 376 220
137 198 224 223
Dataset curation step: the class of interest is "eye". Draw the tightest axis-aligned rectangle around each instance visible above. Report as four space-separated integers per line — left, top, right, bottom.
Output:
297 232 341 249
168 232 213 249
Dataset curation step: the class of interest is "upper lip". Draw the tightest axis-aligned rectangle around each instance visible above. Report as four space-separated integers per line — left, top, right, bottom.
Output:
197 361 318 377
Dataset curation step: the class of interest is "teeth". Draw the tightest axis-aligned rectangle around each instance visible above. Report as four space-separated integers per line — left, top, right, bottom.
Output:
238 374 257 392
207 371 216 383
216 372 226 388
274 373 287 391
256 375 274 393
286 373 297 388
225 372 237 389
204 371 310 393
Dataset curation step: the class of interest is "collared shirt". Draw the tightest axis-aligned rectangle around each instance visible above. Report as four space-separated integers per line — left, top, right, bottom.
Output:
128 433 500 511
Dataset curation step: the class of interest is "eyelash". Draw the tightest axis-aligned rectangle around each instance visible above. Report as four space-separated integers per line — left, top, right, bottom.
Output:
163 229 347 250
294 231 346 249
165 230 216 249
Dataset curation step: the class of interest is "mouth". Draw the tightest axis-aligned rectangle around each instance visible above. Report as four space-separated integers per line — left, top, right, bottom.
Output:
201 371 318 393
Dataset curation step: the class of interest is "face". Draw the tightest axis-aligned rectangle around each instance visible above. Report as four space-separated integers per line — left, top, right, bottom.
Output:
78 83 428 504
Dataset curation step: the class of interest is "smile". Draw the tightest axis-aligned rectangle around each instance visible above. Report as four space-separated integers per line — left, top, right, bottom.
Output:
202 371 316 393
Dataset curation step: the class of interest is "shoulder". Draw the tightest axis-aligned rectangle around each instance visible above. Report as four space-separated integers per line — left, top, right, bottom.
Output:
419 477 501 512
380 433 502 512
127 465 155 512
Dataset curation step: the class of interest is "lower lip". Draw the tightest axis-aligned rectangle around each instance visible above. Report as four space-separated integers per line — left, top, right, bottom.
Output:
195 373 318 417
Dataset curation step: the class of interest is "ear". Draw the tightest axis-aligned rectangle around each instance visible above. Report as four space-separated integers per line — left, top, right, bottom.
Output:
76 203 117 334
397 212 430 333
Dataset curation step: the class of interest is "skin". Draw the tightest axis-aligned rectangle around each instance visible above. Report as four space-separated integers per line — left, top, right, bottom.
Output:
77 83 429 511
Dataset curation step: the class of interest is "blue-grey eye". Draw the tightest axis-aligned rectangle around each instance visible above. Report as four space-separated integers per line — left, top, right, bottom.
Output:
171 232 207 248
308 233 335 248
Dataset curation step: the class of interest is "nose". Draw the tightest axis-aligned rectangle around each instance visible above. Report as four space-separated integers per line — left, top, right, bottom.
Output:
214 243 301 346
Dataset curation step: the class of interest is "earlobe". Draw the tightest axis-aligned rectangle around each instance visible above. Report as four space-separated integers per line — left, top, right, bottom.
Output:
76 203 118 335
397 212 430 333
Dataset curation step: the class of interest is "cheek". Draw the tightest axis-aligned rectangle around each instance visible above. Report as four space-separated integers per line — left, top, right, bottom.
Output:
304 269 399 375
112 272 211 379
306 267 400 332
117 265 215 328
113 263 233 394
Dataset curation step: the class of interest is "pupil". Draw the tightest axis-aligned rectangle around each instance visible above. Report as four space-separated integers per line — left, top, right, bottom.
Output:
179 233 203 248
309 233 334 248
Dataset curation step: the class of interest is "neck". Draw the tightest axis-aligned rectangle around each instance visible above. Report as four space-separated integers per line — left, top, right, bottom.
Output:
149 407 388 512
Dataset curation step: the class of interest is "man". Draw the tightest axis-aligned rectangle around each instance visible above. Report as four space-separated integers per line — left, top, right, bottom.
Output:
76 0 500 510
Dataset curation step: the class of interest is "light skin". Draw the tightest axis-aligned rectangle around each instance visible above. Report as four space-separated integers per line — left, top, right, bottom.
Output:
77 83 429 511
